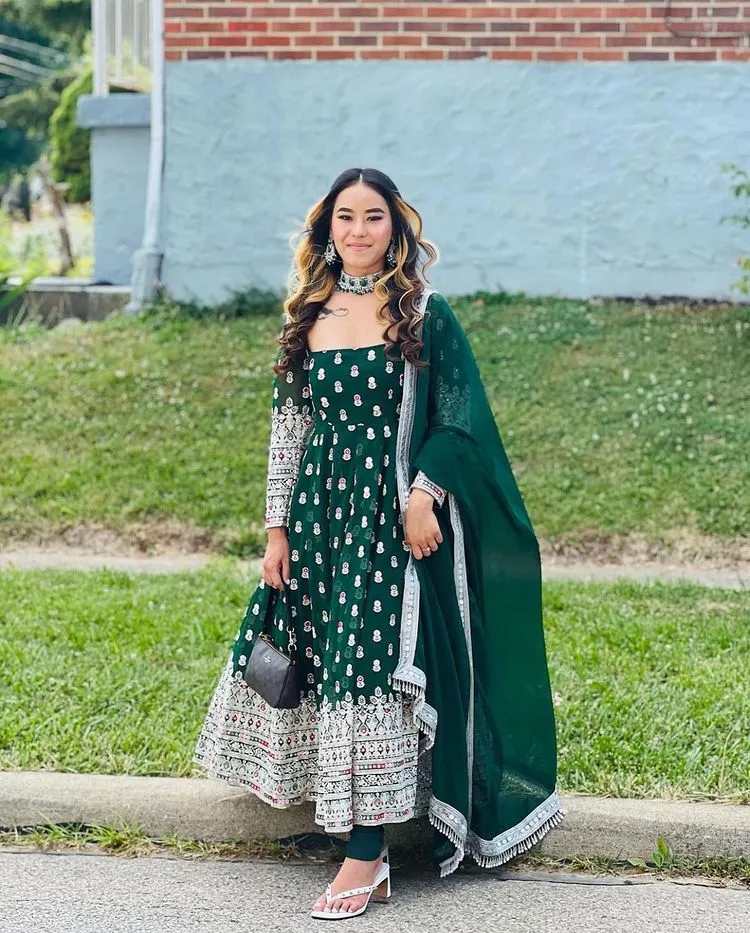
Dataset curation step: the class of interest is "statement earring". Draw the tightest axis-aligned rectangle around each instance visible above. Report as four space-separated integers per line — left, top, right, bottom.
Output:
325 235 338 266
386 241 397 267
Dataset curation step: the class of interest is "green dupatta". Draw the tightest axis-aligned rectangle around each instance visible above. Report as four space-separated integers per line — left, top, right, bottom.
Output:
393 288 563 877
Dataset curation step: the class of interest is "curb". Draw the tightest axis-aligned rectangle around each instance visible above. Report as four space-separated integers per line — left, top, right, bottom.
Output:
1 772 748 862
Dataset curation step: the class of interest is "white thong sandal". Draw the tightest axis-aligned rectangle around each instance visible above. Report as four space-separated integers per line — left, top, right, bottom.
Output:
310 847 391 920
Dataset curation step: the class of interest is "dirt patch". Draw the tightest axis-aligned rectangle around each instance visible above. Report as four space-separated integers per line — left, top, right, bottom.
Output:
1 521 748 572
541 530 750 571
0 520 224 558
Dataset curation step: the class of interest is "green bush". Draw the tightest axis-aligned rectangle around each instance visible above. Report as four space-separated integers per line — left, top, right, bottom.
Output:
721 163 750 297
48 66 92 203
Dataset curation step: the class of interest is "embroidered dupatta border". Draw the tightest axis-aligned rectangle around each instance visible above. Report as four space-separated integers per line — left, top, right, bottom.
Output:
392 287 565 877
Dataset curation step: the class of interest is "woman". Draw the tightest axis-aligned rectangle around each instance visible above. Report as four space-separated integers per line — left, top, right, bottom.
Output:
194 168 563 919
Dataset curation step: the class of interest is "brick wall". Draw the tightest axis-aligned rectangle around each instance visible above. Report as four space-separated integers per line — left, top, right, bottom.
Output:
164 2 750 63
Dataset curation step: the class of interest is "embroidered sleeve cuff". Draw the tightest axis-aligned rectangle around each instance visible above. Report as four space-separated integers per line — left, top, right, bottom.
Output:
410 470 447 507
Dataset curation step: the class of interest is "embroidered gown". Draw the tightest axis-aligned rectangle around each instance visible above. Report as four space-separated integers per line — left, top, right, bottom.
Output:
194 339 445 833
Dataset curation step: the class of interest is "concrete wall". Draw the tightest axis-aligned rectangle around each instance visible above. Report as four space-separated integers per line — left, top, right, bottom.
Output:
160 60 750 304
77 94 150 286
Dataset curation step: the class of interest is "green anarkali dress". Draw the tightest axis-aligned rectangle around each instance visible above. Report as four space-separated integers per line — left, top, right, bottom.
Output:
194 288 564 876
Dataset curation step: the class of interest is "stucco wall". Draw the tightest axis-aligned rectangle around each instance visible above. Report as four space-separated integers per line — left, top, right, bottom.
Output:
156 60 749 302
77 94 150 286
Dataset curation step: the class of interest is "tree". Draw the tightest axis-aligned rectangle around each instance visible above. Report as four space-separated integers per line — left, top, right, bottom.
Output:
2 1 91 57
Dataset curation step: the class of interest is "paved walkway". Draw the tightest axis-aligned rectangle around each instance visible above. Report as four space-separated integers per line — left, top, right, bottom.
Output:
2 850 747 933
0 549 748 588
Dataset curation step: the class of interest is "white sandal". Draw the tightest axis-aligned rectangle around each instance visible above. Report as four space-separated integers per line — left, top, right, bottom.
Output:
310 847 391 920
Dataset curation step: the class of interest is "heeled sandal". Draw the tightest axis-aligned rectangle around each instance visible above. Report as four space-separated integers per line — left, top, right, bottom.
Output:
310 846 391 920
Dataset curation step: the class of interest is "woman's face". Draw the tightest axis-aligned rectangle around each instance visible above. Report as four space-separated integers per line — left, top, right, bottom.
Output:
330 182 393 277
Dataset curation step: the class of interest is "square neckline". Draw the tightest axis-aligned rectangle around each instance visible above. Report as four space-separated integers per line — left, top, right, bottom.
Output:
307 342 389 354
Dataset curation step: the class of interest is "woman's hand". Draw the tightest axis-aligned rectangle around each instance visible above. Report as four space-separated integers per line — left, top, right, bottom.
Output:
404 489 443 560
262 527 291 589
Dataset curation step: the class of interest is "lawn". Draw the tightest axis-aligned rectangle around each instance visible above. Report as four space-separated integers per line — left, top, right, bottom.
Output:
1 567 748 801
0 294 748 557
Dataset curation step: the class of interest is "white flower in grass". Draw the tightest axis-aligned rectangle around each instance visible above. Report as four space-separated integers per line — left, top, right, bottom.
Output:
390 585 399 597
385 361 394 373
251 603 260 616
346 663 354 677
334 351 343 364
351 605 359 617
389 613 397 627
362 486 371 499
299 491 307 504
315 552 323 565
348 633 356 646
304 620 312 632
367 349 376 361
357 675 365 688
373 405 382 417
354 575 362 587
334 380 343 393
339 409 348 421
238 654 247 666
342 561 350 574
373 630 382 642
335 507 343 520
373 601 382 613
376 542 385 554
383 454 390 466
383 425 391 437
356 646 364 659
368 377 377 389
313 522 321 535
343 448 352 460
358 545 365 557
291 549 300 562
354 394 363 407
323 669 329 680
286 372 294 383
388 644 394 656
326 477 333 489
313 493 320 505
372 660 381 672
365 456 374 469
339 592 347 605
391 556 398 568
337 620 344 634
374 570 383 583
345 532 353 545
295 521 303 533
367 428 376 440
317 368 325 380
289 578 299 590
338 478 347 491
350 365 359 377
318 581 326 594
313 655 322 667
301 566 309 578
305 647 313 659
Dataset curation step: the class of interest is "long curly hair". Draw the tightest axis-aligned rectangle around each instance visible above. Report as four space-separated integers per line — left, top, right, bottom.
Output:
273 168 438 376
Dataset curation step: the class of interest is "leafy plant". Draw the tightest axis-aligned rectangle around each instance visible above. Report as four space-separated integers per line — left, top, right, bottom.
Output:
48 65 91 203
721 163 750 296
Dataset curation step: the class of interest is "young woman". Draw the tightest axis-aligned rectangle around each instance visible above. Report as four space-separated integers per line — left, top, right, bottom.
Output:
194 168 563 920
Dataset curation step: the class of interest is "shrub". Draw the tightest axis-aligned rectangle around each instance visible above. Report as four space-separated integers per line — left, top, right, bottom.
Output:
48 66 92 204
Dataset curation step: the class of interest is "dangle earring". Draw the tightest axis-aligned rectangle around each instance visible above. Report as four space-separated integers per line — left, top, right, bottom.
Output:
386 240 397 267
324 235 338 266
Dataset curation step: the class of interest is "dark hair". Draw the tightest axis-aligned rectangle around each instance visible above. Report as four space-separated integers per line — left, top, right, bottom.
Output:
276 167 438 375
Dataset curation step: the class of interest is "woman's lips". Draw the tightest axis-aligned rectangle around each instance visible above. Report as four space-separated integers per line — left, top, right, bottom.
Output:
348 244 371 250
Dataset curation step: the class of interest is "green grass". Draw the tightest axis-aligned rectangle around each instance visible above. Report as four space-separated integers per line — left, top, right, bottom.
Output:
1 568 748 800
1 294 748 557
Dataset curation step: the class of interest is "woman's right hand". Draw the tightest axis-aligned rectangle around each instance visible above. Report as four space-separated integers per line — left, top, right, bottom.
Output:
262 527 291 590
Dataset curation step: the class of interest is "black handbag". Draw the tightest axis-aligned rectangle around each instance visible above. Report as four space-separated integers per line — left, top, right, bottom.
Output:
243 585 301 709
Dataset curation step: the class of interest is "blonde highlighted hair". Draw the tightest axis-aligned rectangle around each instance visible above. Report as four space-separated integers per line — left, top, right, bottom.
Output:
273 168 438 375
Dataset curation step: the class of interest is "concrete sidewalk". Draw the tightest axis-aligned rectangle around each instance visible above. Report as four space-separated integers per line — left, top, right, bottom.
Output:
1 549 749 588
2 849 748 933
1 772 748 863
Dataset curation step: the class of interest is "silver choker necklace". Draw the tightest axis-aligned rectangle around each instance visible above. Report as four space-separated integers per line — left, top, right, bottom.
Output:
337 269 385 295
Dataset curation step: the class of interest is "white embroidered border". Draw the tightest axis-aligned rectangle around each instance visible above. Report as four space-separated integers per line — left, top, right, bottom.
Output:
394 286 565 877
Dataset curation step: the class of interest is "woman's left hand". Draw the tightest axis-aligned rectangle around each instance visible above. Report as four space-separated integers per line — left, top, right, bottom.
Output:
404 489 444 560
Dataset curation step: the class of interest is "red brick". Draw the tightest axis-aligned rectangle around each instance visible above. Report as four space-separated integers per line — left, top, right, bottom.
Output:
315 20 356 32
272 49 313 59
628 50 670 59
337 5 380 16
606 35 648 45
675 50 718 59
250 34 291 45
427 34 467 45
582 49 625 59
580 21 622 31
559 6 602 18
360 20 400 31
296 6 335 17
403 49 445 58
446 21 489 32
293 35 335 46
184 20 226 32
165 35 203 47
165 50 183 61
515 34 557 45
208 35 248 46
720 48 750 59
315 50 355 60
471 35 513 45
490 22 531 31
425 4 469 16
187 49 226 59
626 21 668 32
448 49 489 58
165 21 183 34
535 21 576 31
604 5 648 16
361 50 400 59
269 20 312 31
165 6 205 19
404 20 443 30
228 21 269 32
537 50 579 60
250 6 291 16
383 5 426 16
696 5 740 14
489 49 534 59
471 6 514 17
514 5 559 16
649 5 693 15
561 35 603 46
208 5 246 15
337 35 378 45
382 34 423 45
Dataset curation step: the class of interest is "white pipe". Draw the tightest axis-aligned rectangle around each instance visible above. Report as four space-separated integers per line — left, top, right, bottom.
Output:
125 0 164 310
92 0 108 95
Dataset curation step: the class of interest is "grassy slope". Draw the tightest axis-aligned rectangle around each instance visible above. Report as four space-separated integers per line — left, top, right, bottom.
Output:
1 567 748 800
0 295 748 556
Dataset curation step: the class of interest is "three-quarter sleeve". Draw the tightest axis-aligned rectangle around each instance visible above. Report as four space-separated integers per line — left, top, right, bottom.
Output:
409 470 447 507
264 355 314 529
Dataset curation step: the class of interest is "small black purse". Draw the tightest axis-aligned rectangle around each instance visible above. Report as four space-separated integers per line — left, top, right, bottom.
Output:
243 585 301 710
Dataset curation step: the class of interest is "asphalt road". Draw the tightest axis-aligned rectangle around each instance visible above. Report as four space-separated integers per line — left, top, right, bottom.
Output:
1 850 747 933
